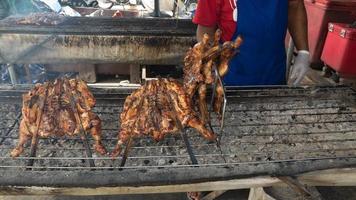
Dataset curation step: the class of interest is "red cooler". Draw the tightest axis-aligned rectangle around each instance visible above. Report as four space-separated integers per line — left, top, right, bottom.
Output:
321 23 356 78
304 0 356 69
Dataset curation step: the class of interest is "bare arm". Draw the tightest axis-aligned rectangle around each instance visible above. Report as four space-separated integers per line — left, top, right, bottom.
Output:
196 25 217 42
288 0 309 51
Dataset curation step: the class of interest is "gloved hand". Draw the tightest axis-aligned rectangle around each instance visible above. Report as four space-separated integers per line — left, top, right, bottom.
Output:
290 50 310 86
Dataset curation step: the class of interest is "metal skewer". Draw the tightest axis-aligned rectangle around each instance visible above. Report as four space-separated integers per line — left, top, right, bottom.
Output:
210 65 227 135
27 83 49 168
119 135 133 169
180 128 198 165
209 65 228 163
69 94 95 168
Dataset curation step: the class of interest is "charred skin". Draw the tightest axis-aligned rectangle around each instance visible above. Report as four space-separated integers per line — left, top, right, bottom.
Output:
213 82 224 121
112 79 216 158
183 34 210 98
113 31 241 158
218 36 243 77
203 60 214 84
198 84 209 125
11 78 106 158
214 36 243 120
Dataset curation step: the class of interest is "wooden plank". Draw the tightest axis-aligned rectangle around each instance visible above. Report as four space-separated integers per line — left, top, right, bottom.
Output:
201 190 227 200
248 188 276 200
278 177 320 199
1 168 356 196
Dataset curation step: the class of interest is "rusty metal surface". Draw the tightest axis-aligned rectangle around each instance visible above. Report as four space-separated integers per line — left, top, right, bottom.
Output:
0 34 195 64
0 17 196 64
0 17 196 36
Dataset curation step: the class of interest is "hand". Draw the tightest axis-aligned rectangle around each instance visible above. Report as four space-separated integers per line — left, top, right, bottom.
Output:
290 50 310 86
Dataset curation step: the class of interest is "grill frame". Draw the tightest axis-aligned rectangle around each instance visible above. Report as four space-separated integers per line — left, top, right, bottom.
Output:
0 85 356 187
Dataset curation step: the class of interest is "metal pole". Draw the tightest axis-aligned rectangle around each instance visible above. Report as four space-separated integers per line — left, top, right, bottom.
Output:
154 0 160 17
7 64 18 84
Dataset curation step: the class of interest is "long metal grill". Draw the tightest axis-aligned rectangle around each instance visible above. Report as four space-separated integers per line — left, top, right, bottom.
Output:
0 85 356 185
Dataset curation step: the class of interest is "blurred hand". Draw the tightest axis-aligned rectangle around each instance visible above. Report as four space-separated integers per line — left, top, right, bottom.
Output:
290 50 310 86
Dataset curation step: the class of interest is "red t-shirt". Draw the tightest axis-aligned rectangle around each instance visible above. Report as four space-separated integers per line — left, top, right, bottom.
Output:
193 0 296 42
193 0 237 42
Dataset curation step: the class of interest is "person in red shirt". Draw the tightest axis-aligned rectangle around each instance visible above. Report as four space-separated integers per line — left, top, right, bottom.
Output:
193 0 309 86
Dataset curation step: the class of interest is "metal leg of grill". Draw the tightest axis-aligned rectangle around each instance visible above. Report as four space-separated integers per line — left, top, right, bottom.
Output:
7 64 18 85
154 0 160 17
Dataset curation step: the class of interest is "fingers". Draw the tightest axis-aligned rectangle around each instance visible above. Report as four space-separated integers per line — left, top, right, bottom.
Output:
289 68 298 84
293 68 308 86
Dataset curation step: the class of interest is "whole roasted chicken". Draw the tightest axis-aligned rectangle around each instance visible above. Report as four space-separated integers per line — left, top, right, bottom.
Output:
112 30 242 158
11 78 106 157
184 31 243 123
112 78 216 158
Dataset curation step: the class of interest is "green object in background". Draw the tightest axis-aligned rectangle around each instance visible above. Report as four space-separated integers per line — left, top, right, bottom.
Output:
0 0 40 16
0 0 9 19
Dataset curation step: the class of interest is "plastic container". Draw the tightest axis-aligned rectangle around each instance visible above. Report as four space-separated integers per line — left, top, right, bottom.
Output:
321 23 356 78
304 0 356 69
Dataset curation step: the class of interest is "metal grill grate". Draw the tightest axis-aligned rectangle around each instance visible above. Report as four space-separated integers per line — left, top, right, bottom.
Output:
0 85 356 186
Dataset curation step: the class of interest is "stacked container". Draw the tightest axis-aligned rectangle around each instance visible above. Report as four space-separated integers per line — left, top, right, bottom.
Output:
304 0 356 69
321 23 356 78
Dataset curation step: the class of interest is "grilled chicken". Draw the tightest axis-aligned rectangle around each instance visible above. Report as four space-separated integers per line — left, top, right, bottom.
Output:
113 30 242 158
112 78 216 158
213 36 243 119
11 78 106 157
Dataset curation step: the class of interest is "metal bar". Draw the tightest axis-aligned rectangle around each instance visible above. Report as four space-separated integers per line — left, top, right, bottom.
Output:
69 95 95 168
2 144 356 156
27 83 49 167
180 129 198 165
7 64 18 85
278 176 321 199
119 136 133 168
4 128 356 142
154 0 160 17
1 146 356 160
2 156 356 170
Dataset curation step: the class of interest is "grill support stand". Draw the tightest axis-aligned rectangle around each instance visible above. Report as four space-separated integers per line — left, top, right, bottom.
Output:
7 64 18 85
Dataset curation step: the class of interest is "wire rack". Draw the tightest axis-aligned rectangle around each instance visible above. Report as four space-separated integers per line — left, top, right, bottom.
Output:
0 85 356 186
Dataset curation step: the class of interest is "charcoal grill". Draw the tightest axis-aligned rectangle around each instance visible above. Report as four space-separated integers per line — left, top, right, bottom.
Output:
0 85 356 194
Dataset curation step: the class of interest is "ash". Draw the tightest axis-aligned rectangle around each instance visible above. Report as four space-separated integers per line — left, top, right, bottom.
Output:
0 86 356 171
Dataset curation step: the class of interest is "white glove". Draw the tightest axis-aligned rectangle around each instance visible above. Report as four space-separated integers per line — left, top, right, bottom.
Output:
290 50 310 86
39 0 62 13
97 0 114 9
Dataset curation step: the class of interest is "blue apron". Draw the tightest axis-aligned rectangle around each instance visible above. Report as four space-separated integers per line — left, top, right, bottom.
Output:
224 0 288 86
